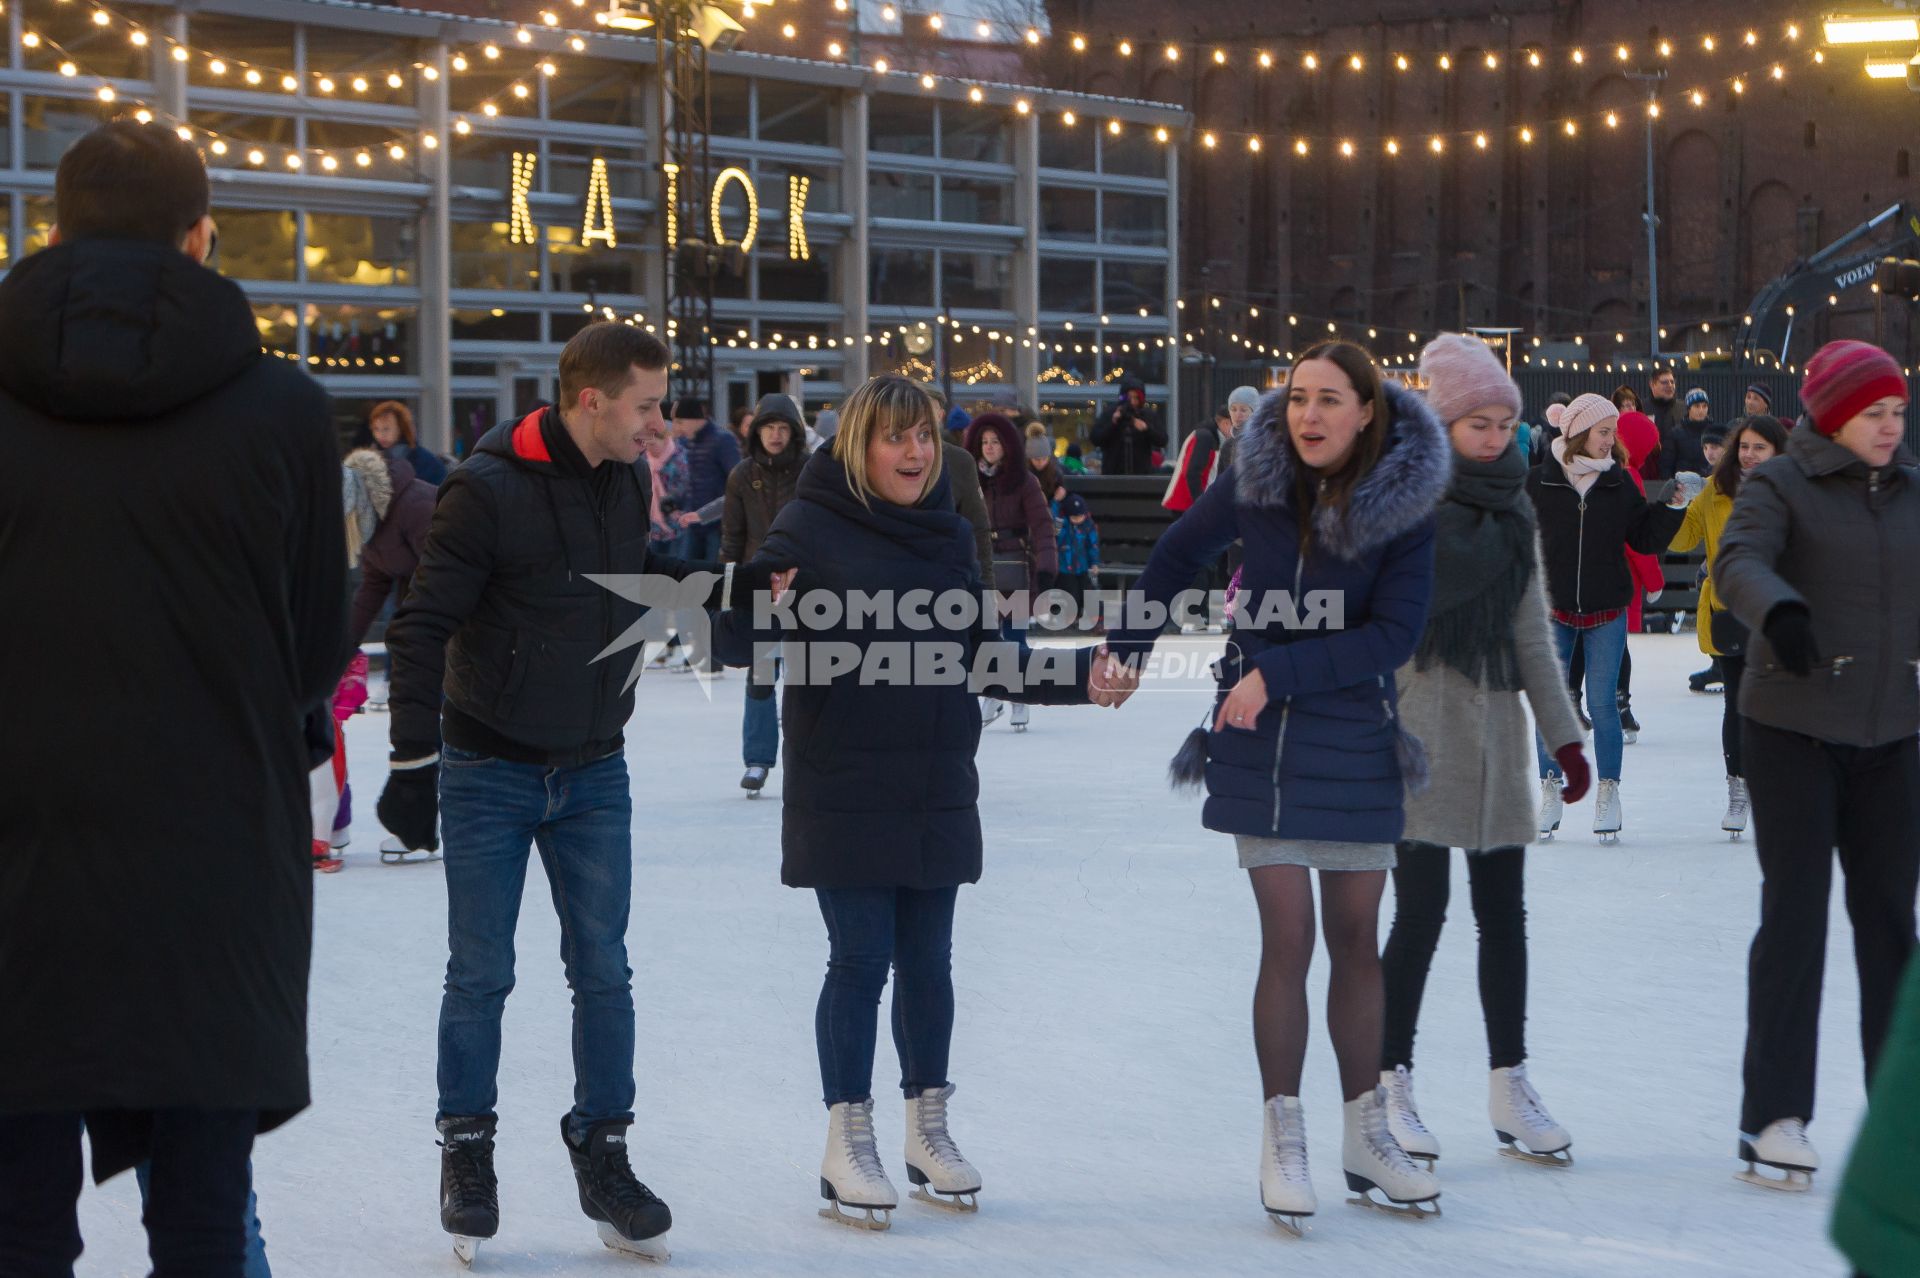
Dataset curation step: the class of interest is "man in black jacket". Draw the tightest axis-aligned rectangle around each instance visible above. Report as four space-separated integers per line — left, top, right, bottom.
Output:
0 121 348 1273
1090 375 1167 474
378 323 730 1262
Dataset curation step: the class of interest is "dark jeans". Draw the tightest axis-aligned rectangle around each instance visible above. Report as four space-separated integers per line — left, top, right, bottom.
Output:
438 747 636 1143
814 885 960 1106
743 656 780 768
1741 720 1920 1133
1721 655 1747 777
1381 843 1529 1072
136 1161 270 1278
0 1109 256 1278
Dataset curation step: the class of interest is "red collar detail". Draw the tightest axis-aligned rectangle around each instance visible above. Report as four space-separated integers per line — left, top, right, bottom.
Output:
511 409 552 463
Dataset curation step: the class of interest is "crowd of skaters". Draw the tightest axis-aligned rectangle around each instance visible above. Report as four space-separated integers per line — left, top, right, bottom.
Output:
6 117 1920 1278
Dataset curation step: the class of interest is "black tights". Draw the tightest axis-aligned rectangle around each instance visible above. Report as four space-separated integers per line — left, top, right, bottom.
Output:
1248 865 1388 1101
1380 843 1529 1072
1721 655 1747 777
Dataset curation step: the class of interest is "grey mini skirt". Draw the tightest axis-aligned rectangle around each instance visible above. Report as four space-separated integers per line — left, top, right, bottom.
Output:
1235 836 1397 872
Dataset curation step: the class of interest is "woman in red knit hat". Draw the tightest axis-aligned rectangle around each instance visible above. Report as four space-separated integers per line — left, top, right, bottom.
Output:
1715 339 1920 1192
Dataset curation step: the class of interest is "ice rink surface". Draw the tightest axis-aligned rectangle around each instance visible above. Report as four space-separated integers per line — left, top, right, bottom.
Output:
72 633 1875 1276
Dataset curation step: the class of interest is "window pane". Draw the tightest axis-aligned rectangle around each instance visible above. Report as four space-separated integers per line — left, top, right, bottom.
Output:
549 143 646 201
759 165 839 217
30 3 157 78
302 26 421 107
940 251 1011 311
869 94 934 156
0 96 11 170
941 110 1007 164
709 76 752 138
22 97 116 171
452 221 539 290
451 308 540 341
1102 192 1167 247
1041 121 1095 170
759 245 833 303
1039 258 1095 313
546 224 637 294
307 213 416 287
1108 340 1166 385
545 58 643 127
187 14 292 91
23 196 56 258
940 179 1009 225
757 80 833 144
1102 129 1163 178
1102 261 1165 315
1040 187 1095 241
306 120 422 181
254 303 301 360
451 133 530 190
870 248 931 307
306 303 415 375
213 207 297 282
449 60 528 117
870 171 933 220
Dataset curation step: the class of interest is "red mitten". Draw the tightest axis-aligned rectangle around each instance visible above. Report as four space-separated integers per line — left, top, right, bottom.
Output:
333 651 370 721
1553 743 1591 805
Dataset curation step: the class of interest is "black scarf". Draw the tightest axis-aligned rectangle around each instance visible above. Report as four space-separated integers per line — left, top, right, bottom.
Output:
1414 444 1536 690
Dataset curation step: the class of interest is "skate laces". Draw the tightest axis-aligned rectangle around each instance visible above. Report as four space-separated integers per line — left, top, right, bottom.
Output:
912 1091 965 1167
1772 1118 1810 1149
843 1102 888 1180
1363 1092 1420 1174
440 1134 496 1198
1727 778 1750 812
1505 1067 1555 1131
1267 1103 1309 1182
594 1141 665 1210
1389 1067 1431 1135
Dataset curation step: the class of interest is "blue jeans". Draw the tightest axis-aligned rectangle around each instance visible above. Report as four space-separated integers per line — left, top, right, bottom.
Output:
682 523 720 562
814 886 961 1106
743 657 780 768
137 1160 270 1278
1537 613 1627 781
437 747 636 1143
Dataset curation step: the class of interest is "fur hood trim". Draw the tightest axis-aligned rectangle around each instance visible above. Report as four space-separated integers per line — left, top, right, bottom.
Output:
1232 381 1451 560
343 448 396 521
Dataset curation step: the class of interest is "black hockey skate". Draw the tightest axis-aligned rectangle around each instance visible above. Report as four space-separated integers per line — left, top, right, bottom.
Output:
564 1117 673 1262
438 1115 499 1268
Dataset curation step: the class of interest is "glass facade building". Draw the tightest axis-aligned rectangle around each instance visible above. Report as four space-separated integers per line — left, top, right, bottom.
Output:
0 0 1184 452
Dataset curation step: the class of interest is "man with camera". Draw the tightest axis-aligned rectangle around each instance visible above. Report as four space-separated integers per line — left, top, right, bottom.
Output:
1090 375 1167 475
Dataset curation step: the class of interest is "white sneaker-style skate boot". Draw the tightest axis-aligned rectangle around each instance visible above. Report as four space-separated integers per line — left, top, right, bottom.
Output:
1259 1095 1316 1235
380 833 440 864
1538 775 1564 841
1592 779 1622 845
1490 1064 1572 1166
1009 702 1030 733
904 1085 980 1211
820 1100 897 1230
979 697 1005 726
1737 1118 1817 1191
1342 1086 1440 1218
1722 776 1750 839
1381 1066 1440 1167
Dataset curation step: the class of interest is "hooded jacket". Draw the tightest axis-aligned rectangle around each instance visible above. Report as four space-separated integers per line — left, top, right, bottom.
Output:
1715 421 1920 747
709 449 1094 888
1112 383 1448 843
1615 412 1672 629
385 406 723 765
344 448 438 645
965 413 1059 591
722 394 810 564
0 239 348 1143
1527 437 1685 615
1090 376 1167 475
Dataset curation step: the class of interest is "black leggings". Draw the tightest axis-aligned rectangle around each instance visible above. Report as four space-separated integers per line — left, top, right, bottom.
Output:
1721 655 1747 777
1381 842 1529 1071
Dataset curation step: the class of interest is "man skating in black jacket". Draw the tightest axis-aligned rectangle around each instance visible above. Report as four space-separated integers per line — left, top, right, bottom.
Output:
378 323 735 1264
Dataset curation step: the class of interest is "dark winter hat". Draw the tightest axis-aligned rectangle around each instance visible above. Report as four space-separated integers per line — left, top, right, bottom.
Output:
1684 389 1710 409
1062 492 1090 517
750 392 805 432
1701 423 1729 447
1745 382 1773 408
1801 340 1909 436
670 396 708 421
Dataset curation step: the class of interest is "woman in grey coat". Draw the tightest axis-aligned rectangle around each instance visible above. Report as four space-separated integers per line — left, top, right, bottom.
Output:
1379 336 1591 1170
1714 339 1920 1191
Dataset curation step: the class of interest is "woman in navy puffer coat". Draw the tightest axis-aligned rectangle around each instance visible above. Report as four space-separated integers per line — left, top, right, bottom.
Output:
1112 342 1448 1219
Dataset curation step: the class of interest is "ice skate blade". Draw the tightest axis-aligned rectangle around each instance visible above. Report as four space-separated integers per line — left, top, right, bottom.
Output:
1499 1143 1573 1168
1725 830 1745 841
1264 1208 1311 1238
819 1201 892 1231
597 1220 671 1261
1346 1191 1440 1219
451 1235 483 1267
381 850 440 865
1736 1164 1814 1192
909 1184 980 1212
1596 832 1620 846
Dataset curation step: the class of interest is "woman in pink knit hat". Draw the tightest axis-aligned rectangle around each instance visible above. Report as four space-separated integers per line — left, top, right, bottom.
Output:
1713 338 1920 1193
1524 393 1691 843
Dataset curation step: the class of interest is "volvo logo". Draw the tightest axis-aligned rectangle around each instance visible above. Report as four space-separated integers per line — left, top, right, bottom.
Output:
1834 262 1877 289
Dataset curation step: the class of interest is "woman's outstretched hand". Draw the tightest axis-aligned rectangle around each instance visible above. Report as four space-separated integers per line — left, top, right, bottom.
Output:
1089 646 1140 708
1213 668 1268 732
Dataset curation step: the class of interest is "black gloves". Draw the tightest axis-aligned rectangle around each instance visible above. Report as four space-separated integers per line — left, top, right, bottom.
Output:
378 743 440 853
1762 604 1820 677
